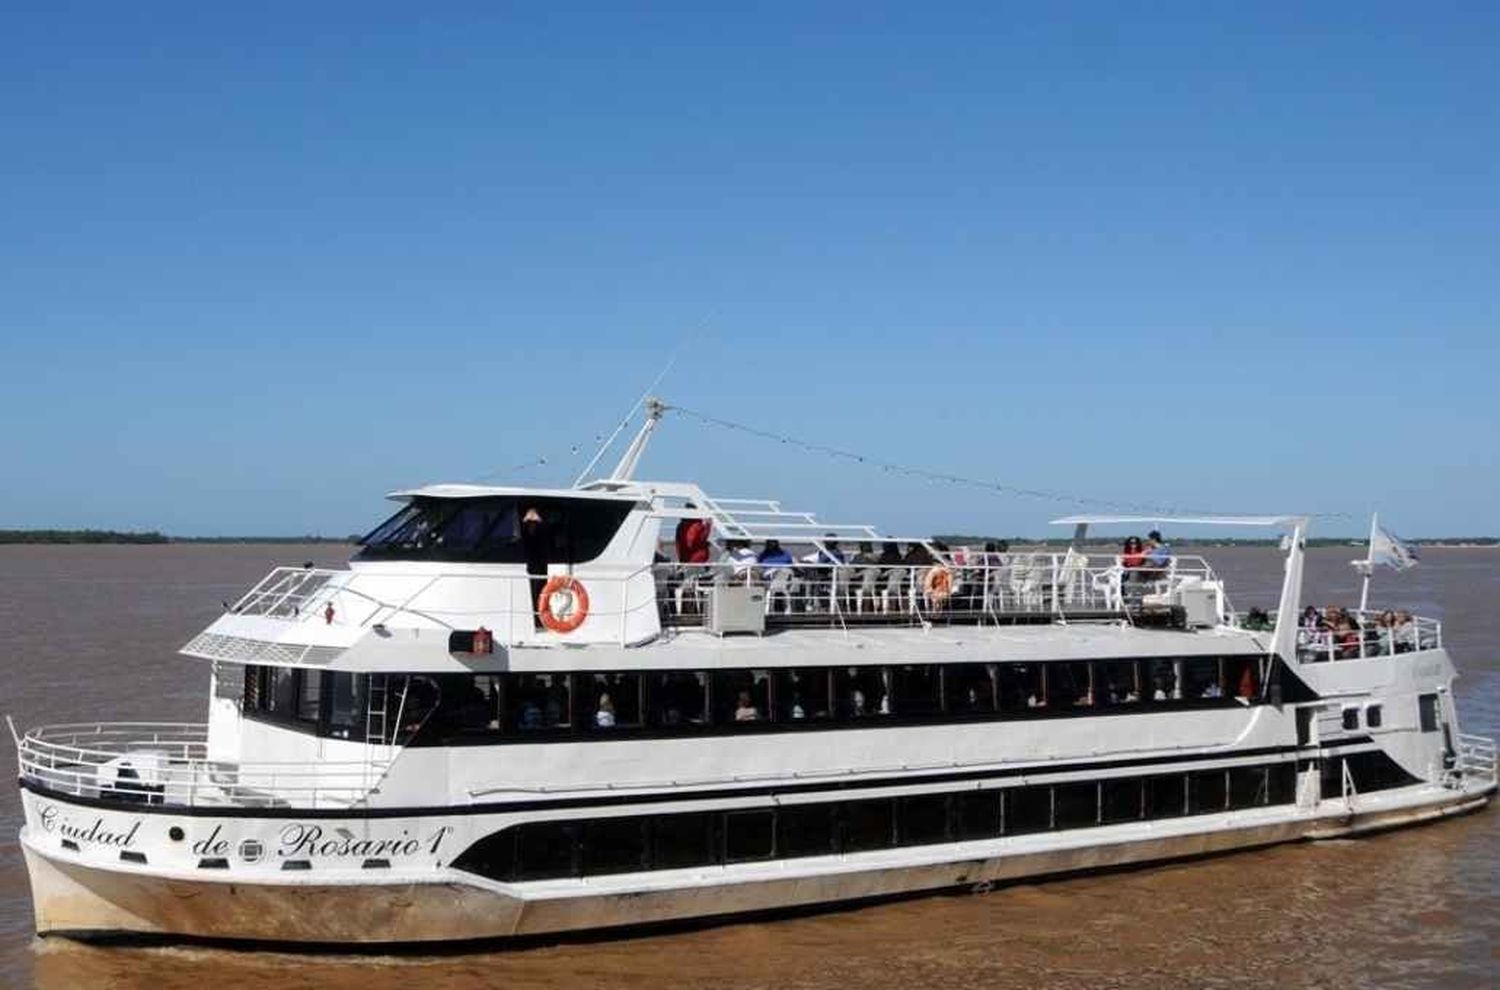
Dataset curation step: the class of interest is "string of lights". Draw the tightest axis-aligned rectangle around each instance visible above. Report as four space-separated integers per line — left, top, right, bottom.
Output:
666 403 1347 520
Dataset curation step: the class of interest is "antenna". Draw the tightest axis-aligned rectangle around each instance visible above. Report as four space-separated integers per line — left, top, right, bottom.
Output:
571 359 678 487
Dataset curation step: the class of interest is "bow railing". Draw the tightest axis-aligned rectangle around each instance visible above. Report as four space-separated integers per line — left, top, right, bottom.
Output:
16 721 387 809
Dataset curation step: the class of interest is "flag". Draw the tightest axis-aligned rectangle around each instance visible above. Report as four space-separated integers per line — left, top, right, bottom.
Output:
1370 523 1419 571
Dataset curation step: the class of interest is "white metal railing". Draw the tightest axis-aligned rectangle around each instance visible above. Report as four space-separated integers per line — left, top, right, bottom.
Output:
1453 732 1497 790
15 721 388 809
655 553 1225 627
230 567 339 618
1292 608 1442 662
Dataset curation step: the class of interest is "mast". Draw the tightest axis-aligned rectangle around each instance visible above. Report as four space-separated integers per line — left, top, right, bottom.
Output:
1269 517 1309 669
606 396 666 482
1356 512 1377 613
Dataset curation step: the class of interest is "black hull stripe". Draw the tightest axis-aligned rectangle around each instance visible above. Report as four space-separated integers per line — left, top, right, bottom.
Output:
16 737 1374 820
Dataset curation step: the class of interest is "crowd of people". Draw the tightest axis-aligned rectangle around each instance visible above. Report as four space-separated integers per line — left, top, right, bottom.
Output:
1299 604 1420 659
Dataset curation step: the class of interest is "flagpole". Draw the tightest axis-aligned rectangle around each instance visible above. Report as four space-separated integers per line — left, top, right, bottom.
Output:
1358 512 1377 613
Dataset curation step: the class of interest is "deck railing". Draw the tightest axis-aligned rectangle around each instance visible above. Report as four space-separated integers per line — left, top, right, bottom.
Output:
655 553 1226 628
14 721 386 809
1453 732 1498 790
230 567 339 618
1293 609 1442 662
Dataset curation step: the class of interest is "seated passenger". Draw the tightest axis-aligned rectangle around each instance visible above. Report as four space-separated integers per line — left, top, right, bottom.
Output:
1393 611 1417 651
849 688 868 717
674 504 712 565
1143 530 1172 572
877 541 903 566
724 539 759 579
789 692 806 720
757 539 793 569
594 693 616 728
734 691 760 722
903 542 935 567
1201 680 1224 699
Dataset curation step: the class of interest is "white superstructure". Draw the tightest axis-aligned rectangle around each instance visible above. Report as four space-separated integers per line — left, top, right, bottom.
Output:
12 404 1496 945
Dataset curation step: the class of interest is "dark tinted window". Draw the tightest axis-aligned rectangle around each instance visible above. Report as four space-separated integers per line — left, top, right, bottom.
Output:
1053 782 1099 829
325 672 364 741
652 813 717 870
842 800 895 852
1229 766 1267 809
650 670 708 726
1267 763 1298 805
582 818 647 876
508 673 570 731
898 794 951 846
1098 661 1140 706
890 665 942 716
1342 708 1360 731
1183 658 1224 700
946 664 996 713
357 495 631 564
1005 786 1051 834
724 811 775 862
1189 770 1228 813
953 790 1002 840
777 804 836 858
1366 705 1383 729
514 822 577 880
1145 774 1185 819
1101 778 1142 823
1418 694 1439 732
777 668 832 721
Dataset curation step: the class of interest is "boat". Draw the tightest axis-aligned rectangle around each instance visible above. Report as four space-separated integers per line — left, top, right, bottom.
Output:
11 399 1497 944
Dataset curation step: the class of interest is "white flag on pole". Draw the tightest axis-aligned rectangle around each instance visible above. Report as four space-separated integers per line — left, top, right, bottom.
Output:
1370 522 1419 571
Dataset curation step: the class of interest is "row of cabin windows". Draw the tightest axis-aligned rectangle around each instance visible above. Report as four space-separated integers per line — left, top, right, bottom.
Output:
241 656 1270 743
452 763 1303 883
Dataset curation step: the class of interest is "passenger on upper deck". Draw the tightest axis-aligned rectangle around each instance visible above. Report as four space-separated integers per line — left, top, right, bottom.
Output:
1143 530 1172 570
725 539 758 577
903 542 935 567
675 504 712 564
877 542 903 566
1121 536 1145 569
758 540 794 569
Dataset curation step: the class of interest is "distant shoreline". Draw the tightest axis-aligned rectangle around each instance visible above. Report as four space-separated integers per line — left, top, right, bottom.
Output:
0 530 356 545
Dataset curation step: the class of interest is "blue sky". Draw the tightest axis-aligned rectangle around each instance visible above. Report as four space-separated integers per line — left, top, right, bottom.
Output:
1 3 1495 538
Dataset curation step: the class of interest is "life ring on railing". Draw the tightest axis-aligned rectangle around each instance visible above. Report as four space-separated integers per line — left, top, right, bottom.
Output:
923 565 954 602
539 576 590 633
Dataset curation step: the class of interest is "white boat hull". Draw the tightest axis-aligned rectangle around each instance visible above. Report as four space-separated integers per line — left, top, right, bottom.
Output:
21 783 1492 945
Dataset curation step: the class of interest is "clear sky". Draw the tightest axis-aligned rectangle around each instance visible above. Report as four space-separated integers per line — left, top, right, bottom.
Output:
2 3 1495 538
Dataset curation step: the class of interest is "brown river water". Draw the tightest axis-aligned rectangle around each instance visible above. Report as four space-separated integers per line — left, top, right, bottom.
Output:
0 544 1495 989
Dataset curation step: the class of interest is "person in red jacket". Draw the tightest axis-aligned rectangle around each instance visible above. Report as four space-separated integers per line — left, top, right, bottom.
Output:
675 503 712 564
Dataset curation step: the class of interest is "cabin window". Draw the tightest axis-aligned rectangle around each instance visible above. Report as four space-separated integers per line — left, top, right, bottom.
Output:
580 673 641 730
1145 659 1178 701
724 810 775 863
1267 763 1298 805
266 666 298 716
652 812 718 870
835 667 888 719
898 794 951 846
1053 662 1093 708
1182 658 1225 700
513 821 578 880
945 664 997 713
1226 657 1260 699
890 665 943 716
1101 778 1144 823
325 672 365 740
509 673 571 731
842 799 896 852
581 818 648 876
1418 694 1439 732
1188 770 1228 813
1145 774 1186 819
1053 782 1099 830
1098 661 1141 706
949 790 1002 840
1004 786 1052 834
1228 766 1268 809
650 670 708 726
777 803 837 858
1366 705 1383 729
1341 708 1360 731
714 669 770 724
776 668 832 721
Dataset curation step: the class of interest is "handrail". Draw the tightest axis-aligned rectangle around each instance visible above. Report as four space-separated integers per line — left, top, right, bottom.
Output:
1291 608 1443 662
1453 732 1498 790
17 721 389 809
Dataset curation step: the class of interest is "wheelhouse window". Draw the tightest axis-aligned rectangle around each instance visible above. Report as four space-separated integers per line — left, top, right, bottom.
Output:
356 495 632 564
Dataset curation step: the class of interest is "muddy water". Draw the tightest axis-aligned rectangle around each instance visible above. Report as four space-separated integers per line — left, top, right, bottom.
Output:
1 545 1495 990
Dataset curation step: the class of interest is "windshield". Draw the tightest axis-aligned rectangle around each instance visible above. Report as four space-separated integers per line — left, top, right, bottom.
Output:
355 496 632 564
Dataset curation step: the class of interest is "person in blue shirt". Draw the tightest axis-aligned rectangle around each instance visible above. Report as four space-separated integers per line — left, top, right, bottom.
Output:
1143 530 1173 570
757 539 794 568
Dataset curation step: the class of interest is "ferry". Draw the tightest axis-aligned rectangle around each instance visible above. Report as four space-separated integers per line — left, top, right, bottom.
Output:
11 400 1497 944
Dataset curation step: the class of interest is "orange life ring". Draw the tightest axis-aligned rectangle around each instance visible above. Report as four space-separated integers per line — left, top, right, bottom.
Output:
539 575 590 633
923 565 954 601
